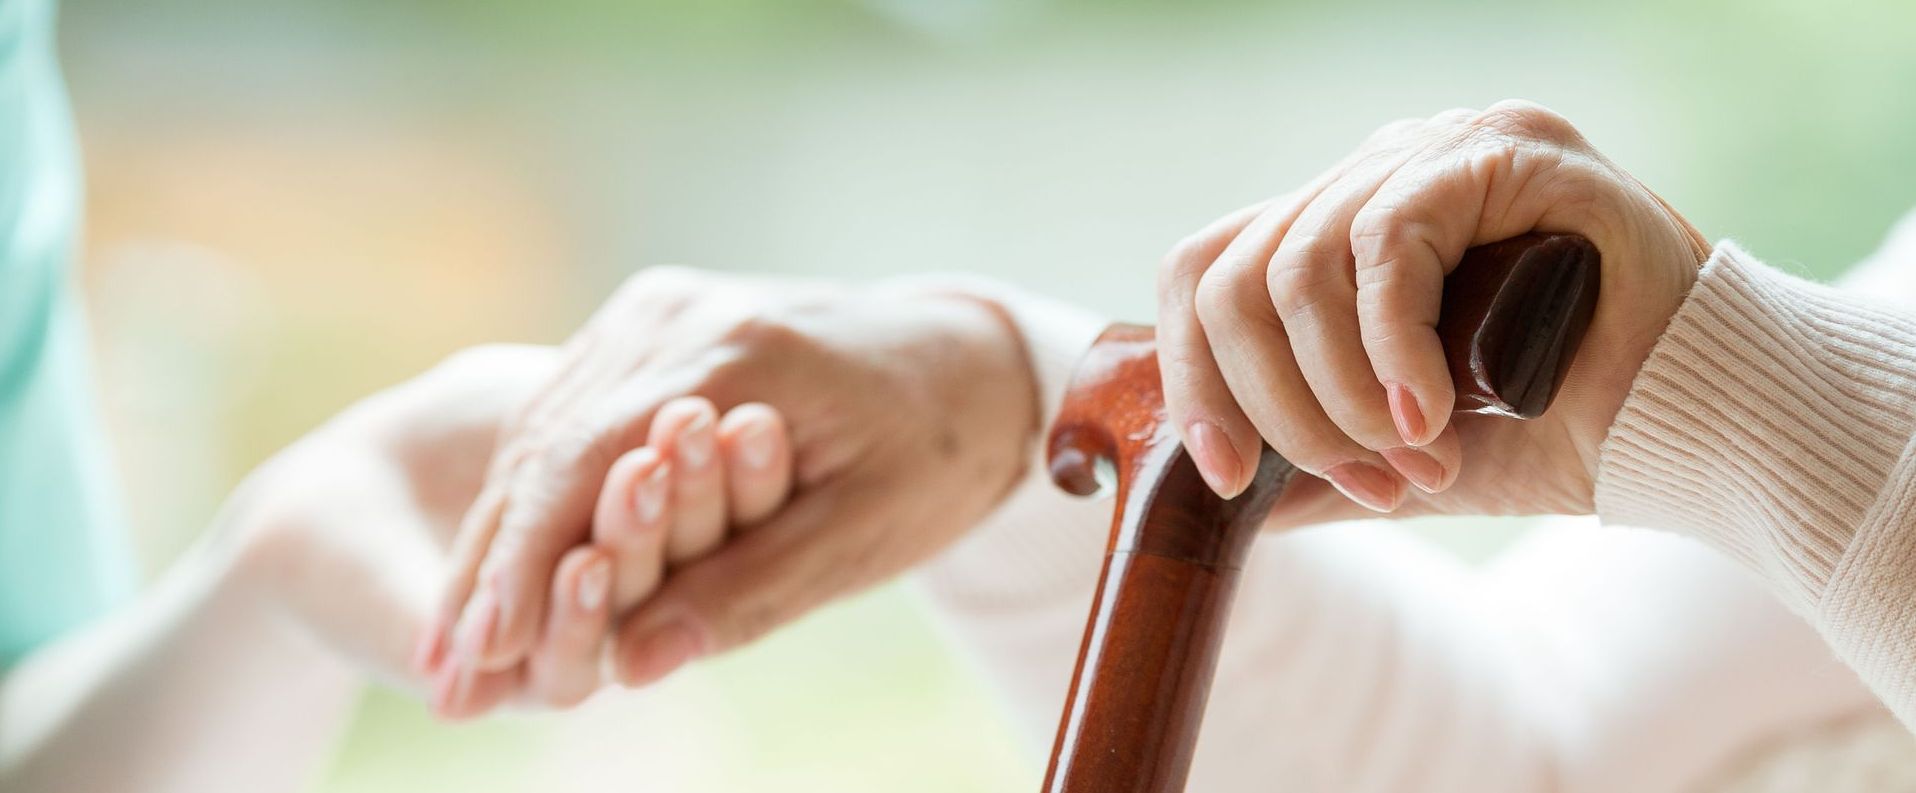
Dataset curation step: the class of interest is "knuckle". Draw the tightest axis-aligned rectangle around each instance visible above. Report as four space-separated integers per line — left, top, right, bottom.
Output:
1192 267 1252 332
1358 322 1412 351
534 419 617 493
1253 416 1344 476
1349 194 1449 272
1158 234 1213 288
702 313 811 393
717 312 804 353
1264 259 1340 322
1473 100 1579 145
1354 279 1410 327
1157 340 1222 382
1347 204 1398 250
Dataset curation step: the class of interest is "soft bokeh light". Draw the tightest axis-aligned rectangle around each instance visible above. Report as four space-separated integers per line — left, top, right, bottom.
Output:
57 0 1916 790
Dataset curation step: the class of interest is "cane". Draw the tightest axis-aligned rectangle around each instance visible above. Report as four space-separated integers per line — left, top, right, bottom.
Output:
1041 233 1600 793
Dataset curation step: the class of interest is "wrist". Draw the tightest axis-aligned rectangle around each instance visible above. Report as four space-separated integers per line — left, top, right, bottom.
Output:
1566 225 1708 493
163 461 350 676
211 450 318 626
1595 242 1916 608
880 272 1108 420
908 291 1044 496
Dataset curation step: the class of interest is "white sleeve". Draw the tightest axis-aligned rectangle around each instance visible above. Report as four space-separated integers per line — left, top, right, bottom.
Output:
912 278 1885 793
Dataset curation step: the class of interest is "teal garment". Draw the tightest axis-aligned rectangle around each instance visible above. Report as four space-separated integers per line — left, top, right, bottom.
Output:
0 0 133 666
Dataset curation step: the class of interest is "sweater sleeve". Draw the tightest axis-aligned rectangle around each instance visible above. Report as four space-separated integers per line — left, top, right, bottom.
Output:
1595 240 1916 726
914 275 1884 792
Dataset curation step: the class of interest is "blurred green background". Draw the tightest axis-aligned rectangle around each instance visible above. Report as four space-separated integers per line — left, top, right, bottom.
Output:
55 0 1916 790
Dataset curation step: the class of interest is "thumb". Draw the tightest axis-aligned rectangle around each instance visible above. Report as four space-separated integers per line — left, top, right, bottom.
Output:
609 486 873 687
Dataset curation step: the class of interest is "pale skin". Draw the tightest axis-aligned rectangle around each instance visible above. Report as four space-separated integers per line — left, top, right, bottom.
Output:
0 345 799 788
418 272 1039 715
1 92 1728 784
1162 100 1712 521
431 101 1716 717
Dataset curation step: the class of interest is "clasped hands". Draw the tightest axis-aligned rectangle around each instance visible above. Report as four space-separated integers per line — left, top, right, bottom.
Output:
233 100 1712 720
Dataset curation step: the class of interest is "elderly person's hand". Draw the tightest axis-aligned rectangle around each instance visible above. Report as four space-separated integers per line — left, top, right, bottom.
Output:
1160 100 1713 523
419 268 1039 713
224 345 792 715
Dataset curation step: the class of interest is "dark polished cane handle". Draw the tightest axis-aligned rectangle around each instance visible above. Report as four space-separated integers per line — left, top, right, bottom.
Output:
1040 232 1600 793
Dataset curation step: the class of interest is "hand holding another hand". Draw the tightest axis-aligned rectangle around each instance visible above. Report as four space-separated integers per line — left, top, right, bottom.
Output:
223 343 812 718
419 268 1042 717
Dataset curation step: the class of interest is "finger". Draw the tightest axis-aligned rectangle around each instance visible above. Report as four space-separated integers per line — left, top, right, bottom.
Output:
1196 269 1405 512
438 296 673 673
509 325 604 433
1380 423 1462 495
414 479 511 676
608 485 875 687
1194 193 1405 510
593 446 671 610
1351 102 1588 446
1158 115 1438 498
1158 200 1275 498
716 403 793 528
526 546 615 708
458 366 713 670
431 583 524 721
430 660 521 721
650 397 726 565
1265 140 1429 457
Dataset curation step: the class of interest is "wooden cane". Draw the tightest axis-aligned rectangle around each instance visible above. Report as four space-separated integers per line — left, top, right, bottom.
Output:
1041 233 1600 793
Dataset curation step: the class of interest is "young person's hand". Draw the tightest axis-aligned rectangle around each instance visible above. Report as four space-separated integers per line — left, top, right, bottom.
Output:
420 269 1041 700
224 345 793 715
1158 101 1712 524
220 345 553 703
424 391 798 718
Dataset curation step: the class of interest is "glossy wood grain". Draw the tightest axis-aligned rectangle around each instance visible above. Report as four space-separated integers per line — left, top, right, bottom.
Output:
1041 233 1599 793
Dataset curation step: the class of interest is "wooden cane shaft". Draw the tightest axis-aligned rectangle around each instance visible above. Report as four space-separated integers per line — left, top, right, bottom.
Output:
1041 233 1599 793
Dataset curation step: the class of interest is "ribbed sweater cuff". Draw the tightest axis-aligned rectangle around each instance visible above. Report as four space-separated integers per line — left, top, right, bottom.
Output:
1595 241 1916 612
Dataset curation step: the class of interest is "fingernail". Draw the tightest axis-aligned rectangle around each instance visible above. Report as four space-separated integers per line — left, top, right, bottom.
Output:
679 412 715 469
1380 447 1446 494
410 616 445 675
1324 461 1402 512
429 660 459 719
1185 420 1244 497
449 661 478 720
577 559 611 612
622 619 708 687
634 460 670 525
456 586 498 660
737 423 777 470
1388 383 1429 446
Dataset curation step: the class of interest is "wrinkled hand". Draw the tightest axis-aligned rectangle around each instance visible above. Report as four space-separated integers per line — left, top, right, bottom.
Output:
1159 100 1711 524
421 267 1039 713
233 345 797 716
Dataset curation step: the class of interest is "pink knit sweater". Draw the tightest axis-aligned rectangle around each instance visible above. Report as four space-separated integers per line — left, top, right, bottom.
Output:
918 215 1916 792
